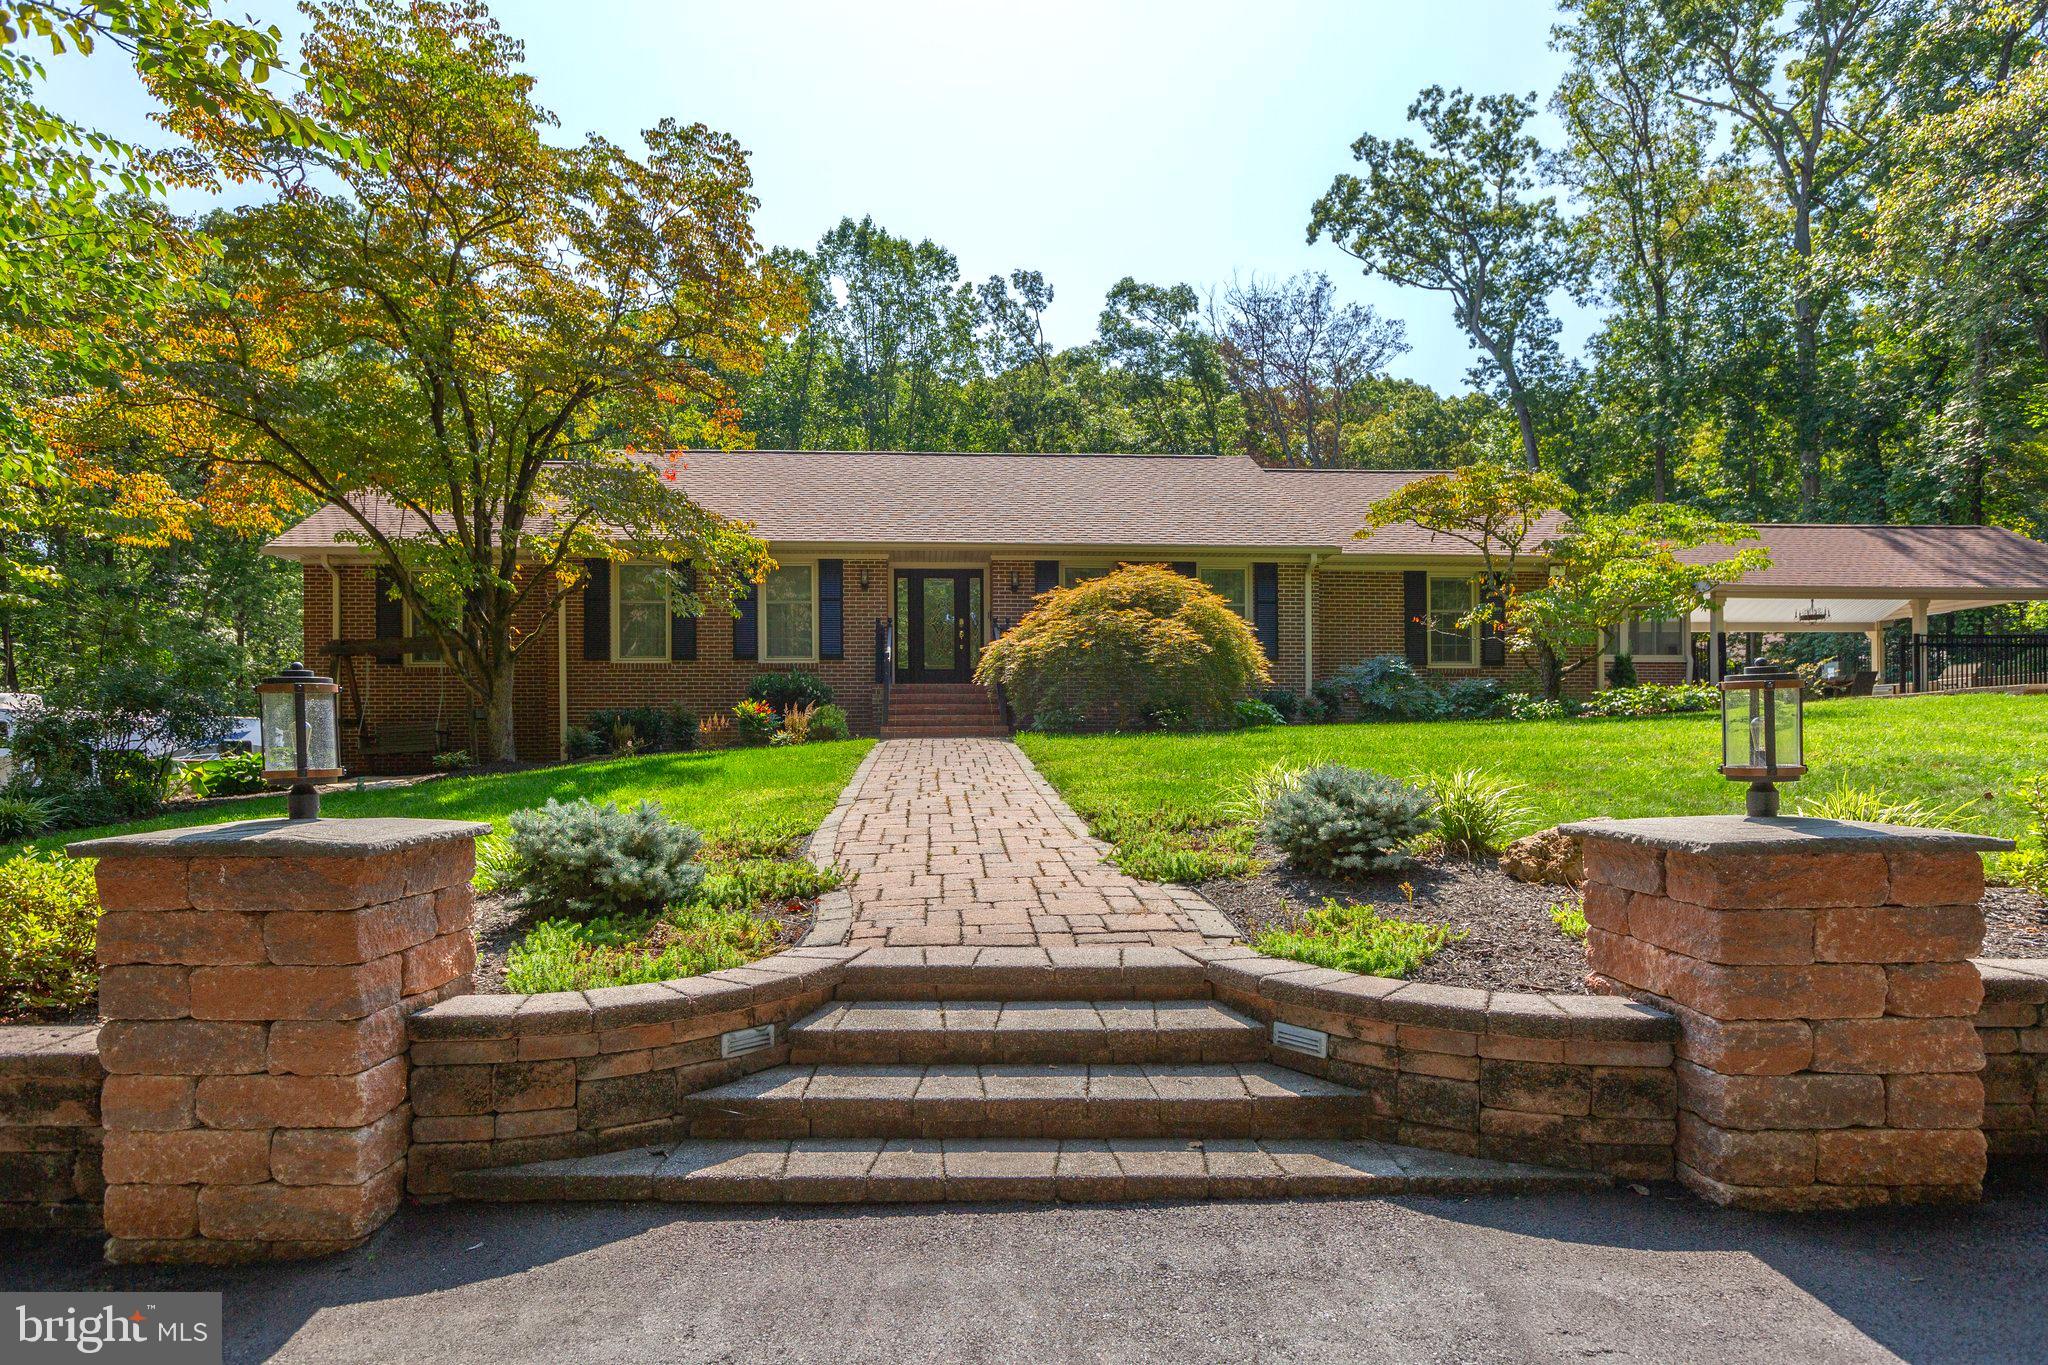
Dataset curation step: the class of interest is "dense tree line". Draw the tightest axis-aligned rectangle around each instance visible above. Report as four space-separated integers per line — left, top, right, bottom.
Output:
739 0 2048 539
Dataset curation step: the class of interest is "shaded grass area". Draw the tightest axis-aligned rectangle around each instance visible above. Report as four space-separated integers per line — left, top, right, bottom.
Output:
1019 694 2047 879
23 741 875 855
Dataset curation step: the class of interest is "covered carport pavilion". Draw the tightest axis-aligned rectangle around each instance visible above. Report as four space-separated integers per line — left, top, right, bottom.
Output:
1684 525 2048 690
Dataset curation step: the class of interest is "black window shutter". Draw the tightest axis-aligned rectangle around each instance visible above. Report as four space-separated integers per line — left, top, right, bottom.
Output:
1479 574 1506 666
1033 560 1059 595
669 562 696 661
582 558 611 662
1403 571 1429 666
1252 562 1280 662
819 559 844 660
373 569 403 667
733 587 759 661
1170 561 1197 578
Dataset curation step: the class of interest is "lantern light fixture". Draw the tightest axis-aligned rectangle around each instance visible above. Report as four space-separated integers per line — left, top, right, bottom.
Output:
257 662 341 820
1718 661 1805 817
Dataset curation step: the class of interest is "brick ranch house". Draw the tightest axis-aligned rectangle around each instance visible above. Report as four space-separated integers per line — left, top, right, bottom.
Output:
264 450 2048 769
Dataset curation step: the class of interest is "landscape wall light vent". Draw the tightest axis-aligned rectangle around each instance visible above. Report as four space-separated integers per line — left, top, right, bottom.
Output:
1272 1021 1330 1060
258 662 342 820
720 1024 776 1059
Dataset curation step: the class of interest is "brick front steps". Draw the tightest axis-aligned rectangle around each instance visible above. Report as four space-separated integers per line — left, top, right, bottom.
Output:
451 1136 1608 1203
878 684 1009 738
679 1061 1371 1140
790 1000 1266 1065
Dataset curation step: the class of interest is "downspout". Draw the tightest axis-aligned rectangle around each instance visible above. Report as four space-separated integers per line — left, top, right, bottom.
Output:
1304 554 1321 693
556 600 570 760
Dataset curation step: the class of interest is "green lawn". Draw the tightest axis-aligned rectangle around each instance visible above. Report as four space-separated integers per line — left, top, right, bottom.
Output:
1017 694 2048 878
21 740 874 856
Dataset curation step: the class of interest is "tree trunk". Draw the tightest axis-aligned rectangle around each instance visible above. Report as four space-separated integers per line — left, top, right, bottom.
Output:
0 608 16 693
1512 396 1539 473
475 659 519 764
1537 642 1565 702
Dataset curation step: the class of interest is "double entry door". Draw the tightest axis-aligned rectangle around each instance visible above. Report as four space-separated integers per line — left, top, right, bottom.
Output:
895 569 983 684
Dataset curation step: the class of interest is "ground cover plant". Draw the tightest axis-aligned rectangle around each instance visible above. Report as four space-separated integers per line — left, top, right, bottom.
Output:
1251 896 1465 977
1020 694 2046 881
0 850 101 1019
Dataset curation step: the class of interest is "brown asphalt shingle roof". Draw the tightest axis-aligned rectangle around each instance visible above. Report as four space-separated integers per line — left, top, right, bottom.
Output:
1683 524 2048 595
263 449 2048 595
263 450 1561 558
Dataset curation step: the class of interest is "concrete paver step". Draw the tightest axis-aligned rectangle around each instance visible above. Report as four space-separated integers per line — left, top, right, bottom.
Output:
790 999 1267 1065
674 1062 1372 1139
451 1137 1609 1204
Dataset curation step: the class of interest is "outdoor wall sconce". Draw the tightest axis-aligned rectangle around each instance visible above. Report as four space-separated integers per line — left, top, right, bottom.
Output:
1009 570 1021 594
1719 661 1804 816
858 565 871 591
259 662 342 820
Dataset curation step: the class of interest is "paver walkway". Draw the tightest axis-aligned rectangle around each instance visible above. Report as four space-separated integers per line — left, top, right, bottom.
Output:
814 738 1236 949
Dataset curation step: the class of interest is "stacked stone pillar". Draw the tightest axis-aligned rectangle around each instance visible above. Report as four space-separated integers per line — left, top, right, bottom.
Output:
73 817 485 1263
1566 815 2009 1210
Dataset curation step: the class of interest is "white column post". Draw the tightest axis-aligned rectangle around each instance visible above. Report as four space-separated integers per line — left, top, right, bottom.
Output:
1866 626 1886 683
1909 600 1931 693
1303 555 1319 693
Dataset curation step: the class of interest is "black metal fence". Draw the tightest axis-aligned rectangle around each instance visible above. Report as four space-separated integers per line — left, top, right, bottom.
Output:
1898 633 2048 693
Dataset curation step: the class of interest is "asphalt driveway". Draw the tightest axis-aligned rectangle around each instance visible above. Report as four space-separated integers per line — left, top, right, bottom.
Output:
7 1167 2045 1364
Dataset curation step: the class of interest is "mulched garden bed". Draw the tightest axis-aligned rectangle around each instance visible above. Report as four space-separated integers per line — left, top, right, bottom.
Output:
1200 852 1596 995
1200 852 2048 996
1983 886 2048 958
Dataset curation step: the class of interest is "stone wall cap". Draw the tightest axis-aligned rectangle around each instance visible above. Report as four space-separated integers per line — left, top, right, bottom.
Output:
69 816 492 860
1557 814 2012 855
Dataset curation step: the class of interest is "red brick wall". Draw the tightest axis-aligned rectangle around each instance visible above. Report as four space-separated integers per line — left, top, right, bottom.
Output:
1310 567 1567 697
310 554 1614 767
560 556 890 748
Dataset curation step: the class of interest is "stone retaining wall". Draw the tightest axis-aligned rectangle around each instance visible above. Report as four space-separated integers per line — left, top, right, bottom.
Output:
1193 948 1679 1180
1978 960 2048 1155
404 948 856 1195
0 1024 102 1231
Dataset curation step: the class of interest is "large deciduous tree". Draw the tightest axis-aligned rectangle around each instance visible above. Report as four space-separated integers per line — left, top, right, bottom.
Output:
1554 0 1719 503
1310 87 1570 472
1212 272 1407 467
1656 0 1896 515
73 0 788 762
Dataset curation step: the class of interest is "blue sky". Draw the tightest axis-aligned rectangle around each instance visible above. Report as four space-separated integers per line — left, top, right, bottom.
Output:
44 0 1583 393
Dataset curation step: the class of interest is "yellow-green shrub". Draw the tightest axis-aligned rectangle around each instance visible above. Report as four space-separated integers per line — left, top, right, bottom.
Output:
975 563 1272 729
1 850 101 1019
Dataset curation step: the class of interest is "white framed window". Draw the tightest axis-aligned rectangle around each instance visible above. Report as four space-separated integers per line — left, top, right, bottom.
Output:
1427 574 1479 667
402 600 442 667
1616 615 1686 658
614 561 671 662
762 562 816 663
1198 565 1251 620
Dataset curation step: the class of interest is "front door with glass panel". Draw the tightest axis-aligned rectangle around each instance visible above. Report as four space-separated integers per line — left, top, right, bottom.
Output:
894 570 982 683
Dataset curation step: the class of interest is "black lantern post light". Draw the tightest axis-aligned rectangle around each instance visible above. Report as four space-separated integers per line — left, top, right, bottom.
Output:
258 663 342 819
1719 661 1805 816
